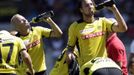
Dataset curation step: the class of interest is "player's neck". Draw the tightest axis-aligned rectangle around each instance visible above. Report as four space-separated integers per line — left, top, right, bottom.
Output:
19 29 30 36
83 15 95 23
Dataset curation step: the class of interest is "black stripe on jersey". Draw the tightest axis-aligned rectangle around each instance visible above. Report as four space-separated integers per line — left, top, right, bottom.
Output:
111 22 116 32
76 38 80 56
18 52 22 65
0 38 2 63
57 50 66 61
77 19 84 23
0 38 2 43
20 48 27 52
0 49 2 63
15 28 33 37
76 18 99 24
47 30 52 38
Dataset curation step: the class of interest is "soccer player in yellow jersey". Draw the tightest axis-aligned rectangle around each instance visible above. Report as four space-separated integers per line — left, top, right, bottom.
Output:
80 57 122 75
50 48 79 75
49 49 69 75
0 30 34 75
10 14 62 75
66 0 127 74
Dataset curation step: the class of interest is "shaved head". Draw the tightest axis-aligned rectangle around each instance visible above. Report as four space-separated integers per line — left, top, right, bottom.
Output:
10 14 30 32
11 14 25 26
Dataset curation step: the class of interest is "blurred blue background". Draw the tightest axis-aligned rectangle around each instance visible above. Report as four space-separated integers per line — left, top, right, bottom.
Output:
0 0 134 74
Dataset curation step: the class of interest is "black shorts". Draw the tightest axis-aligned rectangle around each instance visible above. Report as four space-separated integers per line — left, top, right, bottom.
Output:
0 73 16 75
92 68 122 75
27 70 47 75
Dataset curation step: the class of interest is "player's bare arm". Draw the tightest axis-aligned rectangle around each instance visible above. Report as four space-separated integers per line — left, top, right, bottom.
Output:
108 4 128 32
20 49 35 75
43 17 63 38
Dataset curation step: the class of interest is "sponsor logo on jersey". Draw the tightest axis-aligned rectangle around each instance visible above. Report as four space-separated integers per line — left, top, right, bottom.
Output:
26 40 40 49
81 31 105 39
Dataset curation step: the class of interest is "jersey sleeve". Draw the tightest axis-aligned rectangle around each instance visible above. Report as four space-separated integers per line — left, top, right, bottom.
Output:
102 17 115 32
35 26 52 38
67 22 78 47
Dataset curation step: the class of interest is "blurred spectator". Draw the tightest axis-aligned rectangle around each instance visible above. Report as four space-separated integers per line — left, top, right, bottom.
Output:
130 40 134 54
129 39 134 64
128 55 134 75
